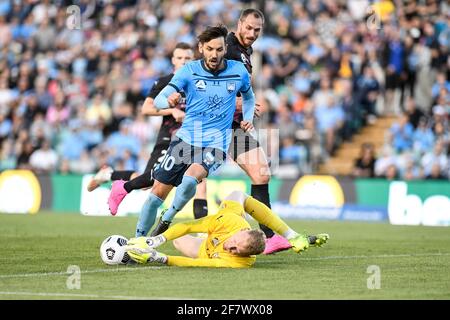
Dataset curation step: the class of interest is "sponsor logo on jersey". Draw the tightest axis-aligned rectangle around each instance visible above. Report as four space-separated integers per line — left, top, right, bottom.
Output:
226 81 236 93
195 79 207 90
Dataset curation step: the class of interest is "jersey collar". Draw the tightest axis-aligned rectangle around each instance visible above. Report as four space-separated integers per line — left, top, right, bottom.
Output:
200 59 228 76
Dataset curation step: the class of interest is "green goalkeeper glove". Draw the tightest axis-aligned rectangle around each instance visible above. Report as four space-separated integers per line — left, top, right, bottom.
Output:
128 249 168 265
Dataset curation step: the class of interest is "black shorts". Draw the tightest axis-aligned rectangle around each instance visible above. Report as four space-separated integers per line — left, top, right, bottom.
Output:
153 137 226 187
143 140 171 174
228 128 260 161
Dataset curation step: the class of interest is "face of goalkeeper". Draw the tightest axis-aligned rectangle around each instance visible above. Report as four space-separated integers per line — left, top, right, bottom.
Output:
223 229 266 257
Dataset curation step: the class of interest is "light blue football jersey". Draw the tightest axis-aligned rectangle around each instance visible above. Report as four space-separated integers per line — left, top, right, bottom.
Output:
168 59 253 151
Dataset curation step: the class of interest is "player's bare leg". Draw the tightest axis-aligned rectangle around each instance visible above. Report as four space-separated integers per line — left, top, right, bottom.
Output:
87 166 114 192
236 146 292 254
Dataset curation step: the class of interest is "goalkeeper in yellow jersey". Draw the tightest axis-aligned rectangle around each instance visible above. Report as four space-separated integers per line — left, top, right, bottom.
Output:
125 191 329 268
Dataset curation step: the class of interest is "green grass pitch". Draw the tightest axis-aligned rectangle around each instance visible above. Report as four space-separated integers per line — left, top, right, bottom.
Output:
0 213 449 300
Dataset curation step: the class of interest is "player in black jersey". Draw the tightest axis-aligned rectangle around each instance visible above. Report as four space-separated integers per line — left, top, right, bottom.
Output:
224 9 293 254
86 43 208 219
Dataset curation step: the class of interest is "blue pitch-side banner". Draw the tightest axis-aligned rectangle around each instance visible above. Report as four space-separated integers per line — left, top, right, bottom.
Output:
272 202 388 222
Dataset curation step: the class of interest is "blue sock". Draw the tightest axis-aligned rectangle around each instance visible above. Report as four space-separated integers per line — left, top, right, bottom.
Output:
162 175 198 222
135 193 163 237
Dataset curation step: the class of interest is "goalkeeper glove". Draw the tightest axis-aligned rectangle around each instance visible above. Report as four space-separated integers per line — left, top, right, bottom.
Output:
125 235 166 254
128 249 167 265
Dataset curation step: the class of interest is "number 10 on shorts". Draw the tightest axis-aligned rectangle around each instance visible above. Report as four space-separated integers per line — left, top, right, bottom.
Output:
160 154 175 171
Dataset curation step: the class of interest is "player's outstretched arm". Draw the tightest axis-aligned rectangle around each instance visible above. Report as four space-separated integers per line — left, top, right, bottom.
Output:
141 96 185 122
167 256 248 268
141 97 173 116
154 85 178 109
127 249 246 268
162 216 213 241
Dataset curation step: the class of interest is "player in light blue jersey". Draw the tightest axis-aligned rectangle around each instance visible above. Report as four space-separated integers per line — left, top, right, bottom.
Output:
165 57 254 152
108 25 256 237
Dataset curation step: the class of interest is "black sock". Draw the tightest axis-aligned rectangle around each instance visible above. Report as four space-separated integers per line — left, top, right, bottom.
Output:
193 199 208 219
123 171 154 193
251 184 275 238
111 170 134 181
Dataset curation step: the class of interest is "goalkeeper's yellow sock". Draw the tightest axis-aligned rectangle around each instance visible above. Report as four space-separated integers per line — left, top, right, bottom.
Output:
244 196 298 239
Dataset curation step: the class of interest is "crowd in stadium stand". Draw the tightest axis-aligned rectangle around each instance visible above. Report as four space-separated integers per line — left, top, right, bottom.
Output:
0 0 448 179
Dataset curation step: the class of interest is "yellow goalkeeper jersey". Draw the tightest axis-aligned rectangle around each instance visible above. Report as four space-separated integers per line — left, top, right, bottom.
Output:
162 200 256 268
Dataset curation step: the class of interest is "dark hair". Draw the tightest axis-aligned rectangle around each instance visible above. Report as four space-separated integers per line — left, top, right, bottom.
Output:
239 8 265 24
197 25 228 44
174 42 192 50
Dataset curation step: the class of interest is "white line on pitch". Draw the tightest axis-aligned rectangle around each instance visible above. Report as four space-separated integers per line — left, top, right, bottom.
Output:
302 252 450 261
0 265 163 279
0 291 192 300
259 252 450 262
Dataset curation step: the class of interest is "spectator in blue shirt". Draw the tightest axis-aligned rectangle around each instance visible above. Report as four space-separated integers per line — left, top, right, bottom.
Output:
315 96 344 155
431 72 450 99
413 118 435 155
59 121 88 161
390 113 414 152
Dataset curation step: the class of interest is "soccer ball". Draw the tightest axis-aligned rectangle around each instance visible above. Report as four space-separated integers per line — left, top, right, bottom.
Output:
100 235 130 265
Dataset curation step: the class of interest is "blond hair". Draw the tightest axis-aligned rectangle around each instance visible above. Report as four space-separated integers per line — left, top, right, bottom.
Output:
241 229 266 256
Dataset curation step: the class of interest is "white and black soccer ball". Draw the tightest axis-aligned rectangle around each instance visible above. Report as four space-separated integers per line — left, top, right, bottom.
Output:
100 235 130 265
